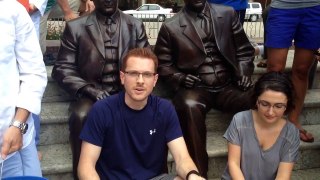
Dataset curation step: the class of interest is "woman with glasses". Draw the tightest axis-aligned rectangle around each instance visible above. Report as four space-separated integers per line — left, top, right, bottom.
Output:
221 71 300 180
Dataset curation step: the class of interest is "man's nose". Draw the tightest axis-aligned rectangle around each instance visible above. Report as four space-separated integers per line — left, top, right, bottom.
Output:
137 74 144 83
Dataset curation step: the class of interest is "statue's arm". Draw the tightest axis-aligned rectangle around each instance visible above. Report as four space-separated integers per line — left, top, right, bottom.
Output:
155 24 186 91
52 22 91 97
135 21 150 48
231 10 255 77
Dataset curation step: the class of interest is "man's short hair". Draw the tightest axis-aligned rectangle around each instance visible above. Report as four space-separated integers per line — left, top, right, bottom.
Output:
121 48 158 72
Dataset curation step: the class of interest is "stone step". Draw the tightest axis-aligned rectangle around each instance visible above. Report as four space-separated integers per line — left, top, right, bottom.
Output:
291 168 320 180
39 143 72 180
39 124 320 179
38 89 320 145
39 102 70 145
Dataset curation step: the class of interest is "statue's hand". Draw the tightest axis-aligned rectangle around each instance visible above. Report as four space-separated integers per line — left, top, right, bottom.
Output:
82 86 110 101
182 74 201 88
96 90 110 100
237 75 253 91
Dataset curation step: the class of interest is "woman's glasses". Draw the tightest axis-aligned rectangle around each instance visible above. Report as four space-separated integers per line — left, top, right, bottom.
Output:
257 99 287 113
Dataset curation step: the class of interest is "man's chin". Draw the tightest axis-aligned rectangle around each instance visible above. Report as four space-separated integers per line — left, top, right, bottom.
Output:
98 8 116 16
188 3 205 12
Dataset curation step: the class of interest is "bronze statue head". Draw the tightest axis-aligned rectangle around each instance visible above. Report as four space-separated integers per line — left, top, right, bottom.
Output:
184 0 206 13
93 0 118 16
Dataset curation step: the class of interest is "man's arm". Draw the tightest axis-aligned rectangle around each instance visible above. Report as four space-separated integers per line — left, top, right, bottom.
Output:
1 0 46 160
154 24 188 91
227 143 245 180
79 0 95 16
29 0 48 15
1 108 30 159
51 22 90 96
134 17 150 48
78 141 101 180
168 137 205 180
57 0 79 21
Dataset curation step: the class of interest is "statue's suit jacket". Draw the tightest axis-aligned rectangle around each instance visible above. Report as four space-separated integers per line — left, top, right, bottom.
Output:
154 3 254 91
52 10 150 97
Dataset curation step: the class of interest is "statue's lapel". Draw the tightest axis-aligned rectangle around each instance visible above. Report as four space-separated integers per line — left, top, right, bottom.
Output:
118 13 132 59
180 10 205 52
86 13 105 58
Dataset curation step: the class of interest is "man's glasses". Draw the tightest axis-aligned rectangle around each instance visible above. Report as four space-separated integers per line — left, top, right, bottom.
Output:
124 71 156 79
257 99 287 112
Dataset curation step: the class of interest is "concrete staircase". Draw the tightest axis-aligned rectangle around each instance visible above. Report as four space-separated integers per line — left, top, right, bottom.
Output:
39 50 320 179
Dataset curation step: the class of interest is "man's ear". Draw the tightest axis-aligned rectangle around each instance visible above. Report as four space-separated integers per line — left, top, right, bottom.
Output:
153 74 159 87
120 71 125 85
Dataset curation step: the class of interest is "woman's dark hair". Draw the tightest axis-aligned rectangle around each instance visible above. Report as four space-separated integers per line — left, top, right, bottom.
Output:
250 71 295 114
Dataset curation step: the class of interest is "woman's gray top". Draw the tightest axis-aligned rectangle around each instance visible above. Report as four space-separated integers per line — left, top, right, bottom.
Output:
221 110 300 180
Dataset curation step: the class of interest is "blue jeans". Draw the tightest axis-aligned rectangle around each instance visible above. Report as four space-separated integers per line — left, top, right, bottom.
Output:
32 114 40 146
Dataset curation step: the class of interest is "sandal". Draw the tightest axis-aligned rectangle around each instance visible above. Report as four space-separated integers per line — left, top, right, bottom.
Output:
315 48 320 56
315 49 320 61
257 60 267 68
299 128 314 143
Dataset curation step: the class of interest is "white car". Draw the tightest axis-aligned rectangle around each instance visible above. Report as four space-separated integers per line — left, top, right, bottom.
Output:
123 4 173 22
245 2 262 22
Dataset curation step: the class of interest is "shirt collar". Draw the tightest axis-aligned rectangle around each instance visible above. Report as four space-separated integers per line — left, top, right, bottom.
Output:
96 10 120 25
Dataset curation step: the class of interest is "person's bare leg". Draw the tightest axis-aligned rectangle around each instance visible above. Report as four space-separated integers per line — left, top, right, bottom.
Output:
267 48 288 71
289 47 315 141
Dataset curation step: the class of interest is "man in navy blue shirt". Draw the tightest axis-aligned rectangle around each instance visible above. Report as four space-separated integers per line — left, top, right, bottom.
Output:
78 48 205 180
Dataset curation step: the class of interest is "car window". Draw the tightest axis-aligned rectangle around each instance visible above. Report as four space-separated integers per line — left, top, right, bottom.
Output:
138 5 149 11
252 4 260 8
149 5 160 10
247 4 250 8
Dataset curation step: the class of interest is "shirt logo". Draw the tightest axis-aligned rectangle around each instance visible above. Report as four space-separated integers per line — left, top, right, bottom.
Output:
150 129 156 135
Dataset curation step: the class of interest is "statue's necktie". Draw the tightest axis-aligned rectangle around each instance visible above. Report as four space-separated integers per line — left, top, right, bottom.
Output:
105 18 113 34
197 12 210 35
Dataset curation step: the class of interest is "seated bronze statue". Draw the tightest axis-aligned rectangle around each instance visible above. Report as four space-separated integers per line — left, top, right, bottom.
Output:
154 0 255 178
51 0 149 179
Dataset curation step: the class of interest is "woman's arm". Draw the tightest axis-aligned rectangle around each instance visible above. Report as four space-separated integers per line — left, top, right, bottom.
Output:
227 143 245 180
275 162 294 180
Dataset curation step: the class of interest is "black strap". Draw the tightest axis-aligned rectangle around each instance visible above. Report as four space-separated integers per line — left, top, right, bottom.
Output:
186 170 200 180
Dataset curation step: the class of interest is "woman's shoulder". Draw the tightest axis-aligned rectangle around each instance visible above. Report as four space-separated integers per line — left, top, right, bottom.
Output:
233 110 252 121
231 110 253 126
282 120 300 142
284 121 299 134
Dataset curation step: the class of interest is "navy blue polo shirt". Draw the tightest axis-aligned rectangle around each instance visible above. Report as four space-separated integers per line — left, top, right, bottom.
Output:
80 91 182 179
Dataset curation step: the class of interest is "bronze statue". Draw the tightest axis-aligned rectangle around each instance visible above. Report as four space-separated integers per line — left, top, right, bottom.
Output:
154 0 255 177
51 0 149 178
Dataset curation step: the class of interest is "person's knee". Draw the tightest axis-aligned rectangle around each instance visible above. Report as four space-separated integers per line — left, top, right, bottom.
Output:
292 65 310 79
71 110 88 126
174 97 204 111
267 61 285 72
69 98 94 130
